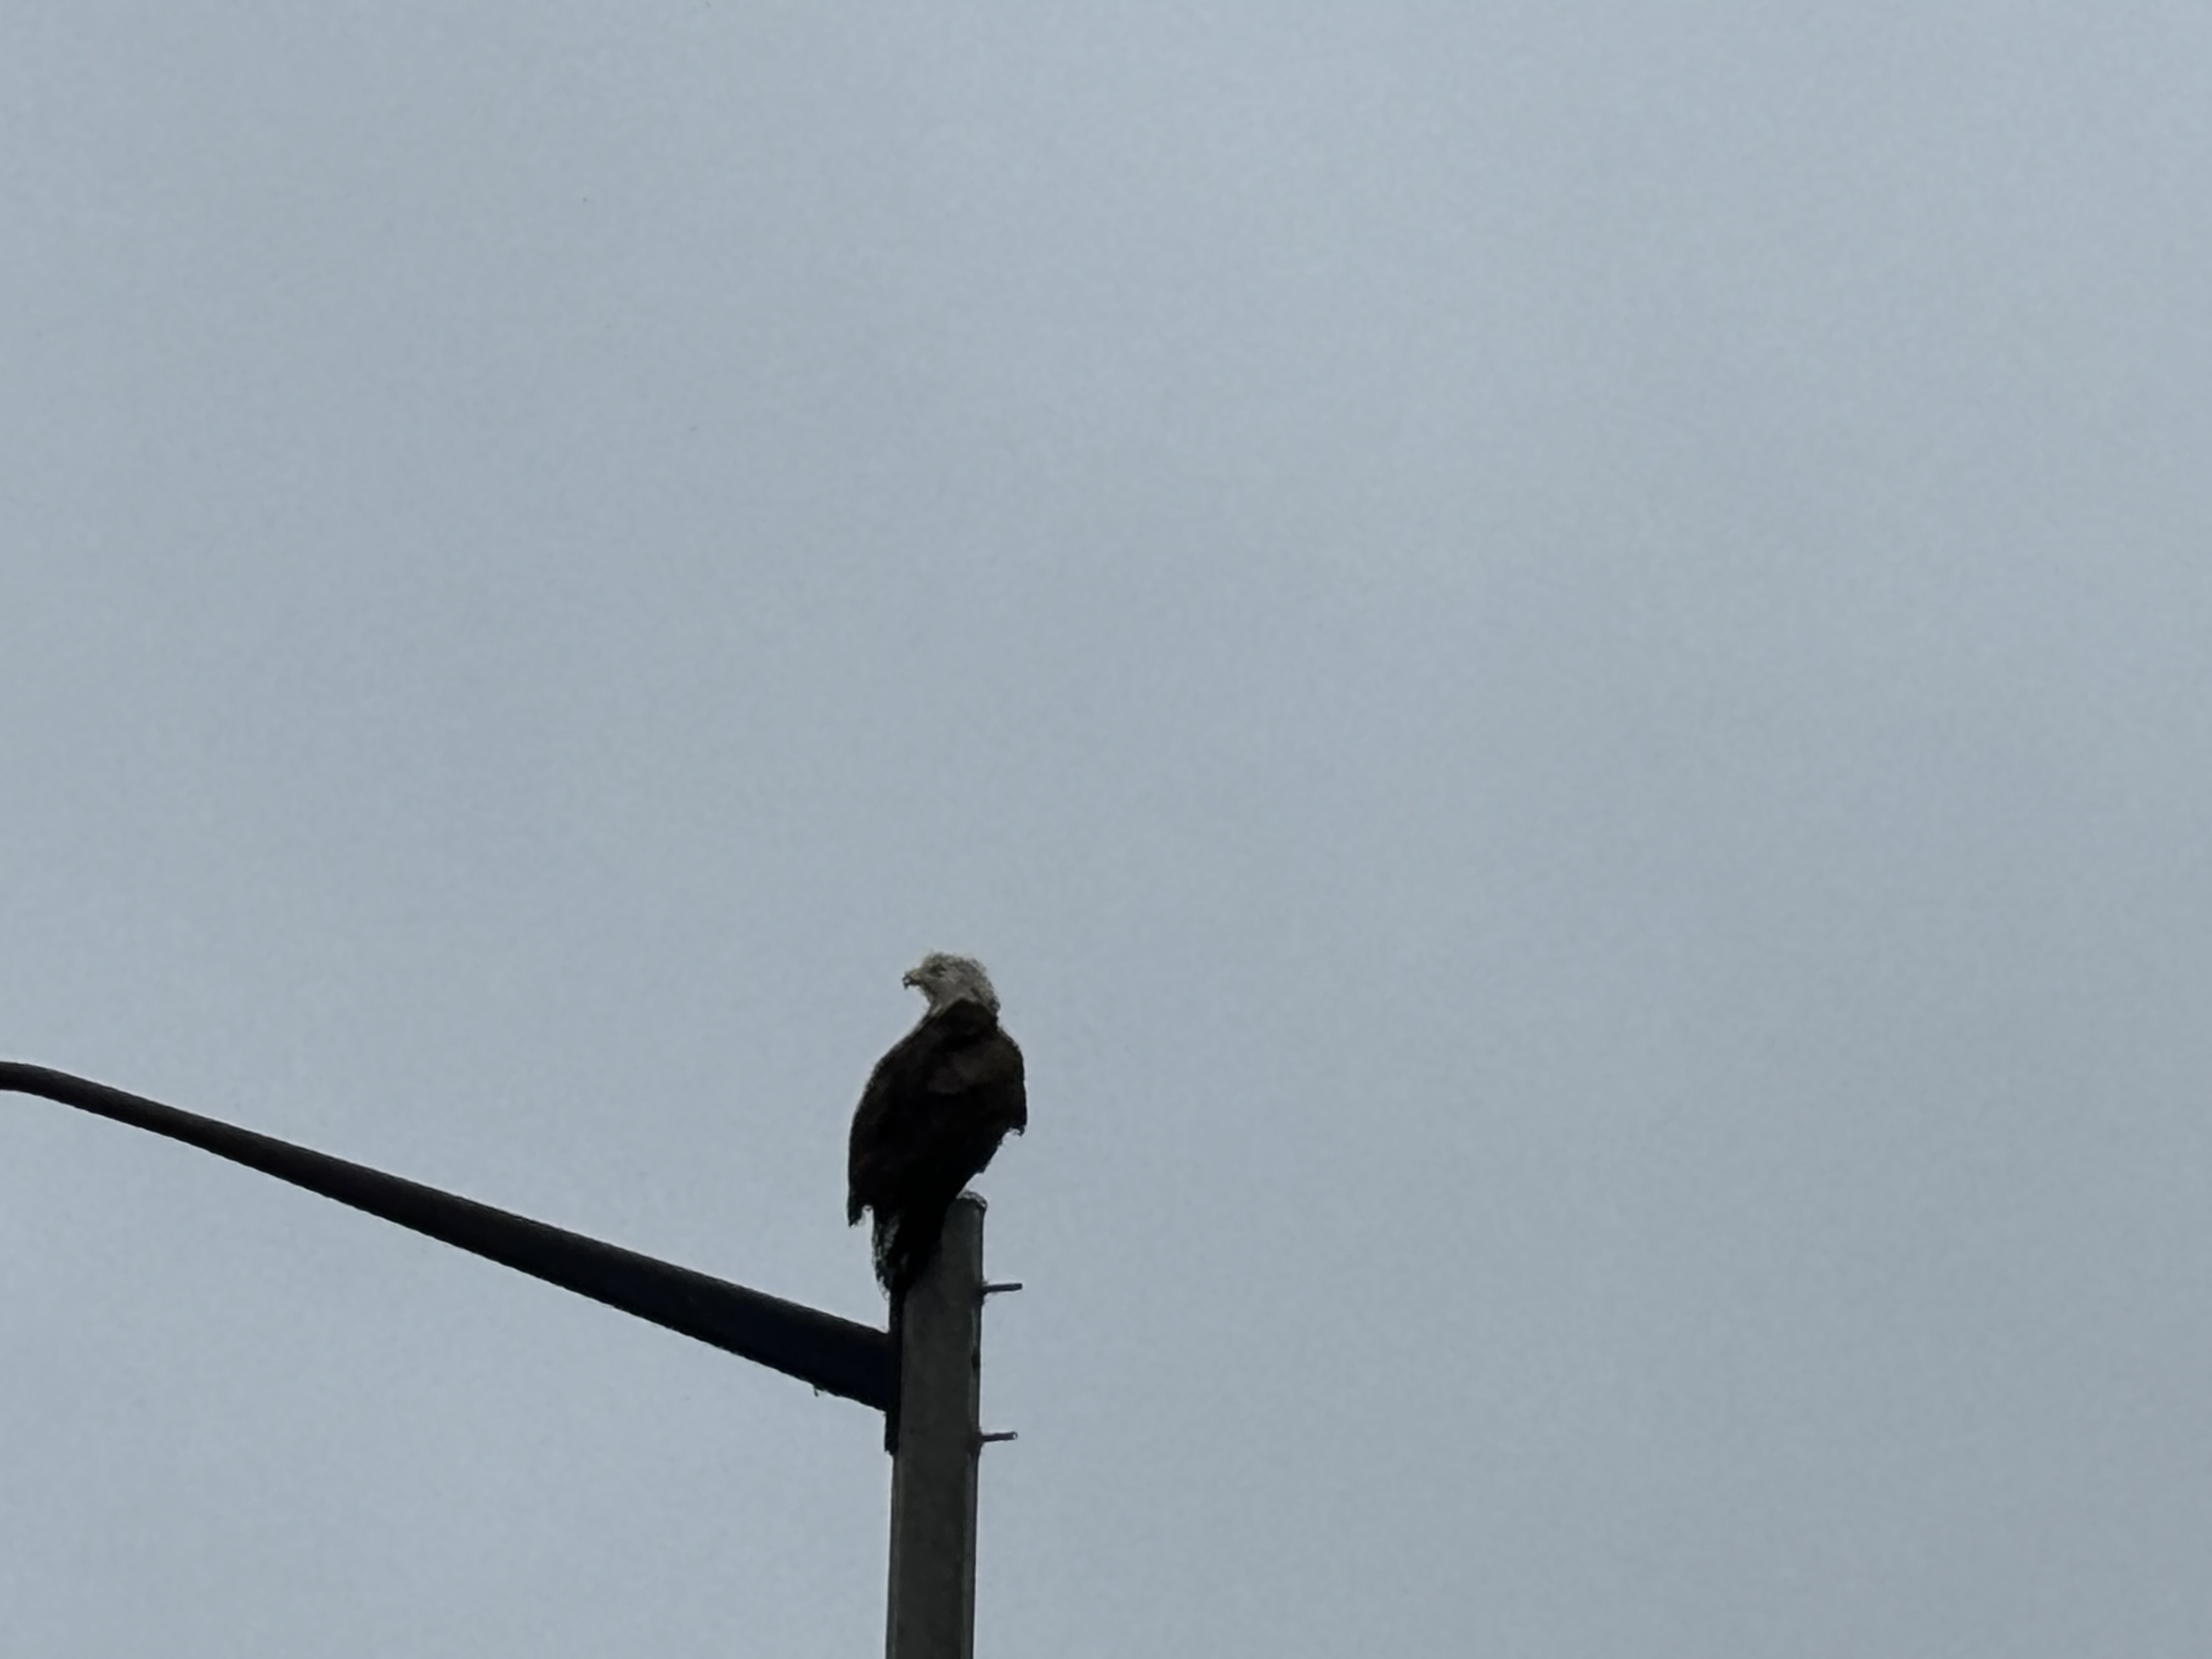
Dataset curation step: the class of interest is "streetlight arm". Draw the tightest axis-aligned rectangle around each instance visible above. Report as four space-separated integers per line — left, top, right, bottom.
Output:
0 1062 894 1412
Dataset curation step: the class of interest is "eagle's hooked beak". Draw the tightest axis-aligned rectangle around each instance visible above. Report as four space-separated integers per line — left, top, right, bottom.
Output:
901 968 922 990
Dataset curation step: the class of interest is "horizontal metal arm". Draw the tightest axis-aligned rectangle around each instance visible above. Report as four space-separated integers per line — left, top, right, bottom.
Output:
0 1062 893 1412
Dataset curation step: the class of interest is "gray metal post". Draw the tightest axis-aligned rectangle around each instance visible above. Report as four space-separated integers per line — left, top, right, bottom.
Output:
885 1195 987 1659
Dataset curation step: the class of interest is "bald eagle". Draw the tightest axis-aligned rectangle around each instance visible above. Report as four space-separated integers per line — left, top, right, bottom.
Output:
847 953 1027 1293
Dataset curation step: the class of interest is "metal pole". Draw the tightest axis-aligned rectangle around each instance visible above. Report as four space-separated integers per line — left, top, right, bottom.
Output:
884 1196 986 1659
0 1063 893 1408
6 1061 1024 1651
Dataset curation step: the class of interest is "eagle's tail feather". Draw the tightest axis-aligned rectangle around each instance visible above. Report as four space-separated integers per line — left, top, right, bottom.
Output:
872 1195 958 1294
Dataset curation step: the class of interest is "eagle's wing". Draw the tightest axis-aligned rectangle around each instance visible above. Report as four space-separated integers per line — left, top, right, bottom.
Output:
925 1029 1021 1094
847 1047 911 1225
849 1009 1027 1228
924 1012 1027 1137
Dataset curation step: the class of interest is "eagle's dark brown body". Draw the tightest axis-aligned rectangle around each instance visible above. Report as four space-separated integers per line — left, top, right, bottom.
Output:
848 989 1026 1293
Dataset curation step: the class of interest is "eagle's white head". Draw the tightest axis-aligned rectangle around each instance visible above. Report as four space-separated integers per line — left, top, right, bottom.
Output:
902 952 1000 1015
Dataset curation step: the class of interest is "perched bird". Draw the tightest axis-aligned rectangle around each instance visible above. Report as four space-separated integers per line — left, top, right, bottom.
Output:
848 953 1027 1293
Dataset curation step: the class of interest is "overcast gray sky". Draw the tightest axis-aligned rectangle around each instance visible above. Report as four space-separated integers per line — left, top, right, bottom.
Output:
5 4 2211 1655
